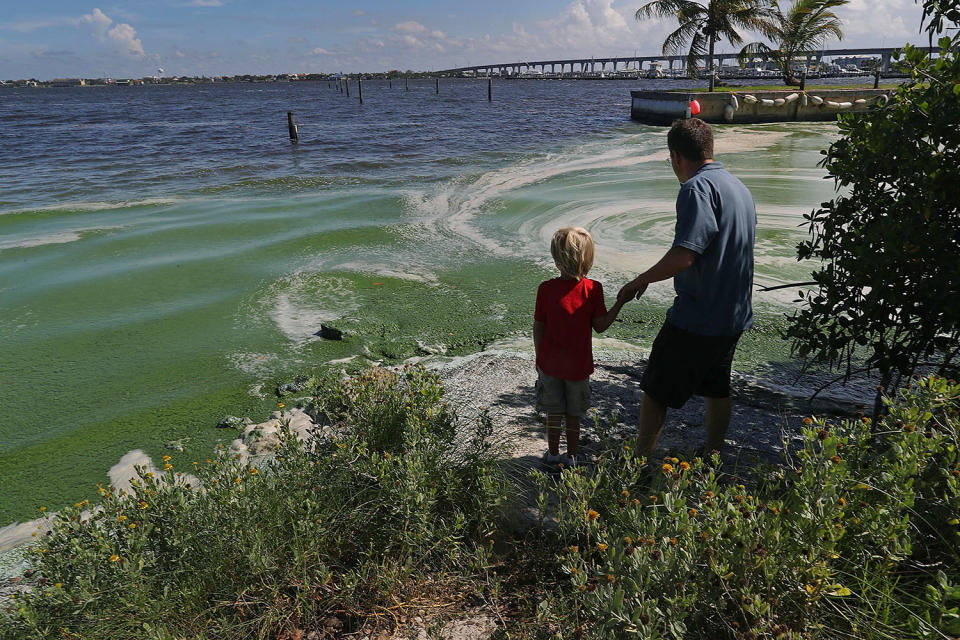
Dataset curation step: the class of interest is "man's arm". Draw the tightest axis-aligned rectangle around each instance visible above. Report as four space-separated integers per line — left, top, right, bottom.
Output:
617 246 697 302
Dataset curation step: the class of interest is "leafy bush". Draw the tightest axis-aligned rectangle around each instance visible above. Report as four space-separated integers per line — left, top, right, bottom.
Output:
537 377 960 639
786 12 960 416
2 365 506 640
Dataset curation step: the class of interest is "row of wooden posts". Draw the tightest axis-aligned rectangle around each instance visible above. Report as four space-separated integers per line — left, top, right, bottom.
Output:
287 77 494 143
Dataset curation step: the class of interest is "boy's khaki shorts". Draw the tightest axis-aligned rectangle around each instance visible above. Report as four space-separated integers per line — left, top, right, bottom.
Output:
535 370 591 417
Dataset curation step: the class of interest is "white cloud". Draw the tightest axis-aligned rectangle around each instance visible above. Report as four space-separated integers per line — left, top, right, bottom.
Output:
108 22 145 56
835 0 913 43
311 47 331 55
395 21 428 34
80 8 147 58
0 17 76 32
81 8 112 37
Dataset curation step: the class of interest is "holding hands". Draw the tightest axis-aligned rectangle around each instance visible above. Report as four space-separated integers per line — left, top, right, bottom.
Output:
617 278 648 305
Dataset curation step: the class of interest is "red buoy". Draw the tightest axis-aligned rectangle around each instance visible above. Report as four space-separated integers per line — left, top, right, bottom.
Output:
689 99 701 116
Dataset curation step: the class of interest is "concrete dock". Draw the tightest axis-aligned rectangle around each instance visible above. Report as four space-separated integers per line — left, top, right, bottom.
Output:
631 88 892 125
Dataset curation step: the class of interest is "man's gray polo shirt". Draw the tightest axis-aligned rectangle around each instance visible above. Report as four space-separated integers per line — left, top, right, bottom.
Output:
666 161 756 337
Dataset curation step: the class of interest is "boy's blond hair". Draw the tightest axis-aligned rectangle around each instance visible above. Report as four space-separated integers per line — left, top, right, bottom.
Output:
551 227 594 280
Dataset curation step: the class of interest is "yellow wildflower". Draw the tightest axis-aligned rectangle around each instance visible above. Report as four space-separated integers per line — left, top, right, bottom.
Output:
109 555 120 562
586 509 600 521
161 455 171 462
621 490 630 498
688 508 698 516
802 417 814 425
249 468 259 475
117 515 127 522
139 501 148 510
597 543 608 551
163 464 173 470
662 463 674 474
128 523 137 529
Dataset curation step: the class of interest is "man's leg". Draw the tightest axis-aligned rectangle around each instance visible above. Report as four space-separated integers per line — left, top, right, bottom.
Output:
635 392 667 456
704 396 731 453
546 413 563 456
564 415 580 457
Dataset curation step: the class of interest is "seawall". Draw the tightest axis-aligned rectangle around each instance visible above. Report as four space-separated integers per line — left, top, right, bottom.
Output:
631 88 892 125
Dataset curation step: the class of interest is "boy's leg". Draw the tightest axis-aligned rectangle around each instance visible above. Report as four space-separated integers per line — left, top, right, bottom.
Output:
635 391 667 456
564 415 580 457
546 413 563 456
704 396 731 453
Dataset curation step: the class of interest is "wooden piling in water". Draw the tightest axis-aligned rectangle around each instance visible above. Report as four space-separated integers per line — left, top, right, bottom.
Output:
287 111 298 143
346 78 350 97
405 77 409 91
488 78 492 102
435 77 439 94
389 78 392 89
799 68 806 91
874 69 880 89
358 78 363 104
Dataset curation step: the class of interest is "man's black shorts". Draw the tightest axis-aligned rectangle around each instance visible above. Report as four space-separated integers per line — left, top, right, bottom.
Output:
640 321 742 409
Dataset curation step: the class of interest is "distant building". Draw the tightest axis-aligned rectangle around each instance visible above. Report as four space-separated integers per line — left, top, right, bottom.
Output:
50 78 86 87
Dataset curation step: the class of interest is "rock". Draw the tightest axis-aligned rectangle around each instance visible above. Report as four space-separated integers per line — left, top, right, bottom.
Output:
316 325 343 341
217 416 246 430
163 440 186 452
276 376 311 396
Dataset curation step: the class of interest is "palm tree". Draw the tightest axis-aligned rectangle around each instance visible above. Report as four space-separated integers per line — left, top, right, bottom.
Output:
738 0 848 86
636 0 775 91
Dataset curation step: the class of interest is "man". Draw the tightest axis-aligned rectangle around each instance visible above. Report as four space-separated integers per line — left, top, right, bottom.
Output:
618 118 757 456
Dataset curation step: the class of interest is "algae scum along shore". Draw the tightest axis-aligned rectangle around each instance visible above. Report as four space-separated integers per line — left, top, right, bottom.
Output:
0 80 843 533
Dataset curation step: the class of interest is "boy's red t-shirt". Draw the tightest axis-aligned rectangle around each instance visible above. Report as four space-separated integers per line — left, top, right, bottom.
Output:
534 277 607 381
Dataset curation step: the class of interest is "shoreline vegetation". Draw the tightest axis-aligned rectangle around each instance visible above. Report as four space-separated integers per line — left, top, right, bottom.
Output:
1 365 957 639
3 4 956 635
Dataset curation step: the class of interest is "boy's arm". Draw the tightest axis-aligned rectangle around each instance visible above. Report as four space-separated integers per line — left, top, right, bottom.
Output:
617 246 697 302
592 299 625 333
533 320 546 369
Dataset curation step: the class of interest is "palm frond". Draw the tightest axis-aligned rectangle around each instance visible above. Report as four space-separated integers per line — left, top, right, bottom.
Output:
662 20 702 56
635 0 706 21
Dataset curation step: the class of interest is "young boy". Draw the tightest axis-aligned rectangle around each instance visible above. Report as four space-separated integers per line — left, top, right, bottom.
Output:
534 227 625 469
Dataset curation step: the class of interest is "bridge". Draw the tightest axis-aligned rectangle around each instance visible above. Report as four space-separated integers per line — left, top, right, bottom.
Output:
435 46 938 77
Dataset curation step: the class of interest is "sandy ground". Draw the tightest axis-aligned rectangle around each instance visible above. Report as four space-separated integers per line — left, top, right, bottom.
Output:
439 352 876 465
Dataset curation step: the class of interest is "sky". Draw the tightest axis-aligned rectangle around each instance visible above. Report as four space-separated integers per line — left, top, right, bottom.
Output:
0 0 930 80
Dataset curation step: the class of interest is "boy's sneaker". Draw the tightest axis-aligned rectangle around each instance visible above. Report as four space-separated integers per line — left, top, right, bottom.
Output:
560 454 577 469
543 452 564 467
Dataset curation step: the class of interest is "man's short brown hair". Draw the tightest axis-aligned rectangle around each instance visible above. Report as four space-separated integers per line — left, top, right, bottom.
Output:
668 118 714 162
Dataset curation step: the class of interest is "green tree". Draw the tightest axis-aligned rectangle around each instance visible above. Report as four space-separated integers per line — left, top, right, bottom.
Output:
635 0 775 91
785 4 960 417
737 0 848 86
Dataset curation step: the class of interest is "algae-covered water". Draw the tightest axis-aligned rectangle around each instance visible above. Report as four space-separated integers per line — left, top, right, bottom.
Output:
0 79 840 526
